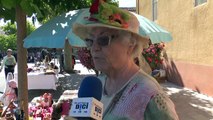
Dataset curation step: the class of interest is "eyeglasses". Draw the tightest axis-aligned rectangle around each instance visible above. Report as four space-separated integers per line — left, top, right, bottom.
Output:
85 35 116 47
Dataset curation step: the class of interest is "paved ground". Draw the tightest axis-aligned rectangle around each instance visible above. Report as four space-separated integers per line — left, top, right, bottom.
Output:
0 62 213 120
162 82 213 120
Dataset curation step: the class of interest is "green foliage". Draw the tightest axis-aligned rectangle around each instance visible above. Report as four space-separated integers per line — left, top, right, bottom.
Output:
0 4 16 23
1 21 35 35
0 0 93 23
20 0 34 16
0 0 120 23
1 22 16 35
0 34 16 51
26 22 36 35
1 0 18 9
35 0 93 22
0 21 36 51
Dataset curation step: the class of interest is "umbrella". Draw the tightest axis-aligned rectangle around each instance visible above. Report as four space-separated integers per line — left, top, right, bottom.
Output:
132 12 172 43
23 9 87 48
24 8 172 48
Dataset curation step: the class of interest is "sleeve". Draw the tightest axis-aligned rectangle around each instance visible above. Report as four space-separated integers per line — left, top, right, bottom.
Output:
12 56 16 65
144 93 179 120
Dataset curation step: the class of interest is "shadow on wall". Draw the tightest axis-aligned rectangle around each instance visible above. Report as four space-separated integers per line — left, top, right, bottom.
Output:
162 51 184 87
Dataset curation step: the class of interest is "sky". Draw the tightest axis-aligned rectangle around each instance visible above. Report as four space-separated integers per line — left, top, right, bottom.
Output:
0 0 136 28
118 0 136 7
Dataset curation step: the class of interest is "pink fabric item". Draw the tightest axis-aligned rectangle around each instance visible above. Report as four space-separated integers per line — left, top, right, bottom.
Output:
61 100 71 115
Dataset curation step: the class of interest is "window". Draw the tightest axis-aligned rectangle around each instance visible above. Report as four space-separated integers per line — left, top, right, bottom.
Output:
195 0 207 6
152 0 158 21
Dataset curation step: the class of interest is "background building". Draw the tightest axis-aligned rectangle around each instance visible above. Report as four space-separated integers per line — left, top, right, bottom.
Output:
137 0 213 96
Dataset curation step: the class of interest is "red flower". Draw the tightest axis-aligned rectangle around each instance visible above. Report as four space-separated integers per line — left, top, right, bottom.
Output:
147 57 152 62
109 13 129 28
90 0 99 14
89 0 107 14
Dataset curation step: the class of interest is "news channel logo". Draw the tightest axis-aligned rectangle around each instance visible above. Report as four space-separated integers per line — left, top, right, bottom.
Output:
73 102 89 113
93 103 102 118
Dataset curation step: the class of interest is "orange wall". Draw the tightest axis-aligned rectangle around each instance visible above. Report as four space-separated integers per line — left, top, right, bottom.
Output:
138 0 213 96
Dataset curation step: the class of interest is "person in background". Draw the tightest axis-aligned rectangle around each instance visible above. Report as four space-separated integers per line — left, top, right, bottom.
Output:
43 55 50 67
72 0 179 119
49 62 59 74
0 72 18 106
59 51 64 73
72 55 76 69
0 49 16 79
49 62 59 70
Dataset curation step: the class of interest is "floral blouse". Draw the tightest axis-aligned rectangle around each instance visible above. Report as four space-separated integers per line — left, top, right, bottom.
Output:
99 69 179 120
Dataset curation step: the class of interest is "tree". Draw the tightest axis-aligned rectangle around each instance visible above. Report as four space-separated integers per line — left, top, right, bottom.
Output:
1 1 92 119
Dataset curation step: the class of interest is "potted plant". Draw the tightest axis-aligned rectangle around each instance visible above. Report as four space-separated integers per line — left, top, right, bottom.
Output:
142 42 166 82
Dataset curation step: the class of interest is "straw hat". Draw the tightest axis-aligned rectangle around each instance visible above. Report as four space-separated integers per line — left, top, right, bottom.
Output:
72 0 149 48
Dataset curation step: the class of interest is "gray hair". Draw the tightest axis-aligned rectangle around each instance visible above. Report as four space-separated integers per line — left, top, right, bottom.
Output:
118 31 144 59
119 31 152 74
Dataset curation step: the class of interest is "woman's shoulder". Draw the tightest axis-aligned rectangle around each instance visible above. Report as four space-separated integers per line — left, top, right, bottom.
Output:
11 55 16 59
128 69 163 94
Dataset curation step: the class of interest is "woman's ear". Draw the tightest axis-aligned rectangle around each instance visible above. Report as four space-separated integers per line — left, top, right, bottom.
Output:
127 42 136 55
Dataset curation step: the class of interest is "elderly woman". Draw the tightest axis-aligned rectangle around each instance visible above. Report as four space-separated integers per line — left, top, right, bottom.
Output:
73 1 179 120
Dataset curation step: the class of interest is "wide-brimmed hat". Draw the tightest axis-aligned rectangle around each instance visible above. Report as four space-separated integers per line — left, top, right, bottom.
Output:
72 0 149 48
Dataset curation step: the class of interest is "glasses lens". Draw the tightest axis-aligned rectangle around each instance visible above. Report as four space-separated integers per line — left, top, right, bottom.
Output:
97 36 111 46
85 38 93 47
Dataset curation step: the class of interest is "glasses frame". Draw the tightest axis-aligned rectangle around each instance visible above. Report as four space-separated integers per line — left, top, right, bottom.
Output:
85 35 116 48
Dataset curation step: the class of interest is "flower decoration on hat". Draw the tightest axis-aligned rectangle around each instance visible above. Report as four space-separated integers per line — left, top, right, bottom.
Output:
88 0 131 28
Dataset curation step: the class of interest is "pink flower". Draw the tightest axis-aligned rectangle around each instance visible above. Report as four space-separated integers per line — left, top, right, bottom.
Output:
142 42 165 70
151 49 156 54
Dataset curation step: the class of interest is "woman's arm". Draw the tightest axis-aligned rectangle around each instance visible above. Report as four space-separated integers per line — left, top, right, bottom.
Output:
12 56 16 65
